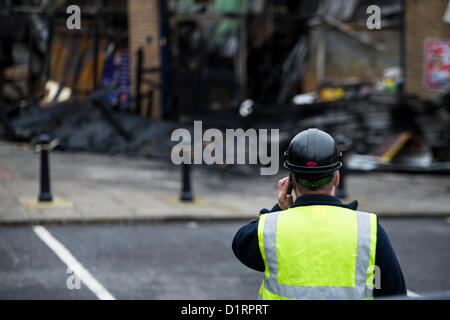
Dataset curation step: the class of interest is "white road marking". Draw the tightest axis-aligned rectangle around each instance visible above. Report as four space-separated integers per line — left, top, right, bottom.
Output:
32 225 116 300
407 290 422 297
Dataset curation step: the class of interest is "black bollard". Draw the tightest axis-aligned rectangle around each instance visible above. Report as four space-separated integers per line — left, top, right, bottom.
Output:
335 135 351 199
336 165 347 199
38 134 53 202
180 163 194 202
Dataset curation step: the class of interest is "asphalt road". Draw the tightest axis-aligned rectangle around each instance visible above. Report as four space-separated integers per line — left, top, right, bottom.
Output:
0 218 449 300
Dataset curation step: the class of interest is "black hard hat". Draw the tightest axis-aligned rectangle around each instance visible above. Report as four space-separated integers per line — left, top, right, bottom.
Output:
284 128 342 180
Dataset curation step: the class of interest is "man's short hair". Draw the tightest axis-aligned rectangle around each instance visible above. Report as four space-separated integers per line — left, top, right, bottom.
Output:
294 171 337 193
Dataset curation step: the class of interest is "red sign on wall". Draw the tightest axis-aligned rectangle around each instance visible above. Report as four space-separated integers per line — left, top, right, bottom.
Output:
424 39 450 89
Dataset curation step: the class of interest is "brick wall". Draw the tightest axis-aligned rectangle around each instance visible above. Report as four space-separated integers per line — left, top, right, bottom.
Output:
405 0 450 99
127 0 161 118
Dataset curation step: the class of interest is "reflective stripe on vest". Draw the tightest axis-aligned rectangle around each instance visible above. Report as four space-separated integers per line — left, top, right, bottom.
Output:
258 208 376 300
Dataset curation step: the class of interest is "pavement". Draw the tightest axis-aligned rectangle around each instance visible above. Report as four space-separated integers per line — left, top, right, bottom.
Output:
1 139 450 224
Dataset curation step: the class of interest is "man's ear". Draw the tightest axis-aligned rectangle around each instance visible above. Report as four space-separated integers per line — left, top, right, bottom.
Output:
292 175 301 197
334 171 340 187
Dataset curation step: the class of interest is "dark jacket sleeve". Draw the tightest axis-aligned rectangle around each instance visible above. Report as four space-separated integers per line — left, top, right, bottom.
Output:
373 223 407 297
232 219 264 271
231 204 280 272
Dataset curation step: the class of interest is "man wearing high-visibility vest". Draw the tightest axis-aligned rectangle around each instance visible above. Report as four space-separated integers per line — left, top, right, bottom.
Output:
232 128 406 299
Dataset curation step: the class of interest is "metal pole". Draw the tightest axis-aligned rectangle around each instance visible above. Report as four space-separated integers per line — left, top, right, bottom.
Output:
399 0 405 93
136 48 143 115
92 19 100 90
158 0 169 117
336 165 347 199
180 163 193 202
316 26 326 85
92 0 105 91
45 13 54 86
38 134 53 202
237 16 248 104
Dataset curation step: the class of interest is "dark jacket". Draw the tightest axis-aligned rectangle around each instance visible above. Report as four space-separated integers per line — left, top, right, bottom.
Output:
232 194 407 298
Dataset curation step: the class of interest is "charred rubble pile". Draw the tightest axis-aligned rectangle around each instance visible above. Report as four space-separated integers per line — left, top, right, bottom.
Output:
1 87 449 175
0 91 179 159
243 89 450 174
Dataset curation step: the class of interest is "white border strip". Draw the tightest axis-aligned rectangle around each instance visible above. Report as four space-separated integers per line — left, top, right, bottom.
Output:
33 225 116 300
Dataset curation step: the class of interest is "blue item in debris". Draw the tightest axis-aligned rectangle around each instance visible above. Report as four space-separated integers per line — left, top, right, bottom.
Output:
101 49 131 109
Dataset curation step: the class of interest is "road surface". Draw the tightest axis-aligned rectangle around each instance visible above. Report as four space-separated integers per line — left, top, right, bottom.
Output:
0 218 449 299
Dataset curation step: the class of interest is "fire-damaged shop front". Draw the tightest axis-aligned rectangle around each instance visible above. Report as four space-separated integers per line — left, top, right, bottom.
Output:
168 0 402 114
0 0 449 175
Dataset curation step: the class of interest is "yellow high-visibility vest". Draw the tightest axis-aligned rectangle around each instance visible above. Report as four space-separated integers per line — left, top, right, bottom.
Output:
257 205 377 300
